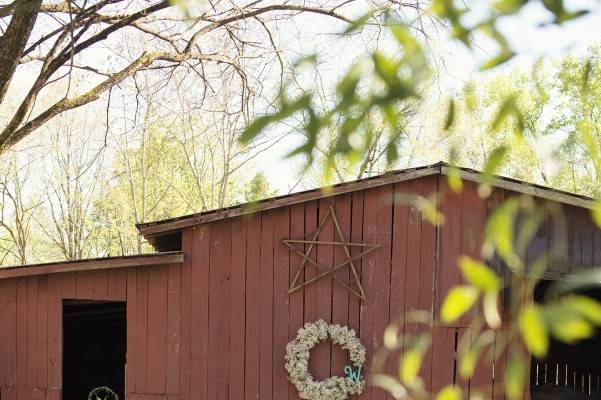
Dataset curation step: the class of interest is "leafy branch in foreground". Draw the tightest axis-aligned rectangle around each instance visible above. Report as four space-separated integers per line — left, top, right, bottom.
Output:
241 1 593 182
238 1 601 399
371 194 601 400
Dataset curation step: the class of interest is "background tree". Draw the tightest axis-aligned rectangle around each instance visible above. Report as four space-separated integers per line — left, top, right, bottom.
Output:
169 74 283 211
244 172 277 203
0 151 41 264
0 0 428 153
39 117 103 260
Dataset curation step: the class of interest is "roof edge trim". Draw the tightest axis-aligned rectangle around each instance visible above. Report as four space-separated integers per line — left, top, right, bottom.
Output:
138 162 597 238
0 251 184 279
138 164 442 237
444 166 594 210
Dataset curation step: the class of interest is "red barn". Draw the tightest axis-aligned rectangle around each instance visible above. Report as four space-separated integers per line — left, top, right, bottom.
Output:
0 162 599 400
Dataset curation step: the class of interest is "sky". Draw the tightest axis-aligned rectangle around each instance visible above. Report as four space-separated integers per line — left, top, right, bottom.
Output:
259 0 601 193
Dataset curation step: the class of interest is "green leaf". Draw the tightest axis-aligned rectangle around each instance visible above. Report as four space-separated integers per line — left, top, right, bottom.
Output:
444 98 456 130
292 54 317 68
516 208 546 256
343 11 374 34
540 0 587 23
430 0 470 46
555 9 589 24
480 146 507 185
400 347 423 384
548 314 593 343
458 256 501 292
388 23 418 51
592 199 601 229
372 374 407 397
373 52 400 84
458 342 480 378
542 0 564 15
458 330 495 379
484 198 520 268
417 195 445 226
441 286 479 323
240 116 273 144
582 57 593 90
447 165 463 193
563 295 601 325
480 51 515 71
478 146 507 198
491 94 520 134
519 304 548 358
240 95 311 144
577 120 601 175
385 140 399 165
277 95 312 120
436 385 463 400
335 63 363 98
505 354 525 400
494 0 527 14
549 269 601 296
527 254 550 281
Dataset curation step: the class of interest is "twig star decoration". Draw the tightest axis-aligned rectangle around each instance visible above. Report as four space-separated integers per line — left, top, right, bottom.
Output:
283 206 380 300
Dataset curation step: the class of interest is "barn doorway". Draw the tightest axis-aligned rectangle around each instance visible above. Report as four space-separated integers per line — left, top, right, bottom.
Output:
530 281 601 399
62 300 126 400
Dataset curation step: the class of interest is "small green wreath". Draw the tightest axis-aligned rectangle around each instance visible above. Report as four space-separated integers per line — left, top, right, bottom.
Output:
88 386 118 400
285 319 366 400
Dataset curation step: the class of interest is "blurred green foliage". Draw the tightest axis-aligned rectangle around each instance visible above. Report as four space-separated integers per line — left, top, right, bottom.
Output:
240 1 601 399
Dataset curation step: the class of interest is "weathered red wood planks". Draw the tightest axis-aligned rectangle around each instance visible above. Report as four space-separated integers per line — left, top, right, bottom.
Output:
259 211 275 400
166 263 181 394
147 266 169 393
288 203 305 400
273 207 290 400
348 190 364 360
361 188 378 398
126 267 138 395
373 185 393 400
314 197 334 380
332 194 352 376
191 224 210 400
244 214 261 400
229 219 247 400
134 267 149 393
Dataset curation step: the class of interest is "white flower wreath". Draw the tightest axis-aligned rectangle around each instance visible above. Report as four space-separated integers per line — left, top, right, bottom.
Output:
285 319 366 400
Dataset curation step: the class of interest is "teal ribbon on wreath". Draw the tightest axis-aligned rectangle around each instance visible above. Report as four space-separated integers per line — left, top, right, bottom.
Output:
344 365 362 382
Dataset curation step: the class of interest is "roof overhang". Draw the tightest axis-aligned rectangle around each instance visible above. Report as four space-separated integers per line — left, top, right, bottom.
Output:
0 251 184 279
441 165 594 209
137 163 441 238
137 162 596 240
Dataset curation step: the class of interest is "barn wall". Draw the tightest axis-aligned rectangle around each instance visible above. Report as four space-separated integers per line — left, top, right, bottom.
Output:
0 264 181 400
178 174 601 400
178 175 439 400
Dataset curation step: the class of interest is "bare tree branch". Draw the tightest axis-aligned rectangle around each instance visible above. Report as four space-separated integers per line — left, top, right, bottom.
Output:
0 0 425 153
0 0 42 103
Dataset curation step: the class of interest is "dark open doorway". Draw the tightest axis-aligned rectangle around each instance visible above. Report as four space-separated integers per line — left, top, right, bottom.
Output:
63 300 126 400
531 281 601 399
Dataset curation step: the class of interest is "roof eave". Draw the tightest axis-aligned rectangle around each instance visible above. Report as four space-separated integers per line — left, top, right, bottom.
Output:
137 163 443 237
0 251 184 279
137 162 597 239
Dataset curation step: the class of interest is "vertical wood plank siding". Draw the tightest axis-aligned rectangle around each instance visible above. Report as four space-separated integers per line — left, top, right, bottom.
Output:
0 174 600 399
